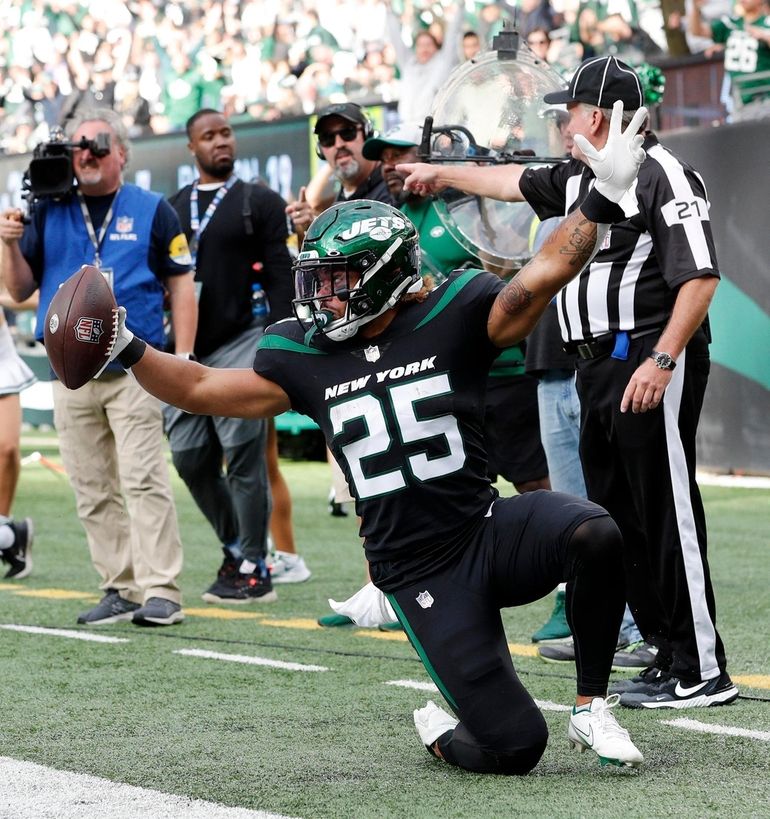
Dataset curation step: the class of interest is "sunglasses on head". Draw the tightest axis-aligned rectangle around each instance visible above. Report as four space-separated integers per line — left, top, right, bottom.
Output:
318 125 362 148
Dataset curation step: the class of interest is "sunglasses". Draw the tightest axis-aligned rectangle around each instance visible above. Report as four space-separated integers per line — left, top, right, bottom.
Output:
318 125 362 148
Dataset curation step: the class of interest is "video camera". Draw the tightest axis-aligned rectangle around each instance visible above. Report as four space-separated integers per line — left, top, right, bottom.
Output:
22 126 111 207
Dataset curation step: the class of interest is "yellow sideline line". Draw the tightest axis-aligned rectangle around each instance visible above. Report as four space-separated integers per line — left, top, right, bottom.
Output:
9 588 99 601
733 674 770 690
2 586 768 689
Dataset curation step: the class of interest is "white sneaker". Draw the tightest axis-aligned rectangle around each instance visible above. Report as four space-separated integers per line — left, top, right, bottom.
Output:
413 700 458 752
568 694 643 768
269 550 311 584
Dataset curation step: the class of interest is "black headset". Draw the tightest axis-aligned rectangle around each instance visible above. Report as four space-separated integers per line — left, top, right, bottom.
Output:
314 105 375 159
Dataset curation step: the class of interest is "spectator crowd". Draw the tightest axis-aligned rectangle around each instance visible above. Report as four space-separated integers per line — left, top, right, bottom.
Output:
0 0 766 154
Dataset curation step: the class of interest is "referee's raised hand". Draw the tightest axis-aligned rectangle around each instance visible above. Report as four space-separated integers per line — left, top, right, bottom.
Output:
574 101 648 203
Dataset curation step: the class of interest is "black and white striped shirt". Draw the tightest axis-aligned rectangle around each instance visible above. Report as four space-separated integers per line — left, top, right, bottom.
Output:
520 133 720 343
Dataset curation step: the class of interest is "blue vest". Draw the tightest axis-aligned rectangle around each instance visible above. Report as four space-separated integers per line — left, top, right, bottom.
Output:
36 185 165 347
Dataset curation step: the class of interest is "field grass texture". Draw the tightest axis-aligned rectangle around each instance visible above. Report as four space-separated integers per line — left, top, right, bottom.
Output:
1 437 768 818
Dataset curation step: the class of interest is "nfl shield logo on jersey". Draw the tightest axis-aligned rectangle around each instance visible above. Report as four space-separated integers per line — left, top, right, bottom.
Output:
364 345 381 363
115 215 134 233
416 590 434 609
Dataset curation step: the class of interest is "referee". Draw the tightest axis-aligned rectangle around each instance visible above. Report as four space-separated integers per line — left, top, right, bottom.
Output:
401 55 738 709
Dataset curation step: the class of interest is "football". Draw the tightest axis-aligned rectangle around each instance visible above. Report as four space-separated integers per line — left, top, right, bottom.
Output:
44 264 118 389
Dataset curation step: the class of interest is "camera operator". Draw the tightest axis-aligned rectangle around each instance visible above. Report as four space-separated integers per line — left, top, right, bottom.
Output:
0 107 197 628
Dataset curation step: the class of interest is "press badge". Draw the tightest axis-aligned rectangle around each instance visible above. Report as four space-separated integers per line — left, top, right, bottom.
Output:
99 268 114 289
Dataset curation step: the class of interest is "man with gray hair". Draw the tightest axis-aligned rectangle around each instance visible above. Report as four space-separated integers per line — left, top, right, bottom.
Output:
0 108 197 627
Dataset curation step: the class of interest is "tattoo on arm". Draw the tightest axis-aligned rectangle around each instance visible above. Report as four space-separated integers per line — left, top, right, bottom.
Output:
497 278 534 316
559 218 596 268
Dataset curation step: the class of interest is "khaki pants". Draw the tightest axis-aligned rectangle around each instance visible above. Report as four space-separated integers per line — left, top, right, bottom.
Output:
53 374 183 604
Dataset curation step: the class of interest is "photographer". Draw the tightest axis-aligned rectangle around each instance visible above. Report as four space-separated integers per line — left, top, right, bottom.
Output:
0 108 197 628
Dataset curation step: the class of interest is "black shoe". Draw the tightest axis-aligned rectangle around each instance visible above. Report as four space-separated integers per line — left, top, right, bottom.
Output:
199 553 239 602
77 590 140 625
132 597 184 627
619 670 739 709
328 488 349 517
216 553 240 581
609 665 672 695
1 517 33 579
202 560 277 604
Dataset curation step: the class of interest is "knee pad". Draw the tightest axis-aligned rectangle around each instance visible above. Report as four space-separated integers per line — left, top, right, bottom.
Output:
567 514 623 571
494 716 548 775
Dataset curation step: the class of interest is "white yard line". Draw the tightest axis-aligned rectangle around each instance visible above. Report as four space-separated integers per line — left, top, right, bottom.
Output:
386 679 437 691
385 680 571 712
174 648 328 671
661 717 770 742
0 756 296 819
0 624 129 643
696 471 770 489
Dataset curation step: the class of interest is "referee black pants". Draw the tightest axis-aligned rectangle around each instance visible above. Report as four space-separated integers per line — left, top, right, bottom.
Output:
576 329 727 682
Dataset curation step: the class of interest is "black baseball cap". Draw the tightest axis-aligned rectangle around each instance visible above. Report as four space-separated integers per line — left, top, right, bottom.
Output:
543 56 644 110
314 102 368 134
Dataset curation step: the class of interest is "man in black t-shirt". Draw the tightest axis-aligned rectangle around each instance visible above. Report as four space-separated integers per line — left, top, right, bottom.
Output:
167 109 309 603
102 108 649 773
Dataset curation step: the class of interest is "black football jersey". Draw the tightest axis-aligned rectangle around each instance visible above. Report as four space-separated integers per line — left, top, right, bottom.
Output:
253 269 504 590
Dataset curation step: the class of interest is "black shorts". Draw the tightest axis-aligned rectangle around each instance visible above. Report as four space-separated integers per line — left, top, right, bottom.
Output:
383 491 606 751
484 374 548 485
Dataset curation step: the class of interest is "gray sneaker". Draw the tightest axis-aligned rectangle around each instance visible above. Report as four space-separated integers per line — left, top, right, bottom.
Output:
538 639 575 663
132 597 184 627
612 641 658 671
77 590 140 625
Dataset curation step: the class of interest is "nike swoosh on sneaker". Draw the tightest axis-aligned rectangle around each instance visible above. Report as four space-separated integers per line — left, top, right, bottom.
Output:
674 680 709 697
573 724 594 746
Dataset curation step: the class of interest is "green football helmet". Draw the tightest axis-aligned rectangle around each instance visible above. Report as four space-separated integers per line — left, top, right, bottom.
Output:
293 199 422 341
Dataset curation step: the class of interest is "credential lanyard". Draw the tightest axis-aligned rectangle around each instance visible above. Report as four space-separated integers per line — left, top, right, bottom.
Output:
189 175 237 263
77 187 120 270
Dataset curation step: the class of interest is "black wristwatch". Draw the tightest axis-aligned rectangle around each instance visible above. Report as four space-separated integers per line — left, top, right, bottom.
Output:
650 350 676 370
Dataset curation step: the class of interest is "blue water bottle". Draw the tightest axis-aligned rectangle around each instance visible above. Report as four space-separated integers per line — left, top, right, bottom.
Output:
251 282 268 320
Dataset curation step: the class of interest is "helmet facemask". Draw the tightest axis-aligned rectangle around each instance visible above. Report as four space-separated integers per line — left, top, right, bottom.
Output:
292 201 422 341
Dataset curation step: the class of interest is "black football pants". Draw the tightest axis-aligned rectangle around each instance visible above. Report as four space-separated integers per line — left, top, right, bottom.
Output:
385 492 625 775
576 329 727 682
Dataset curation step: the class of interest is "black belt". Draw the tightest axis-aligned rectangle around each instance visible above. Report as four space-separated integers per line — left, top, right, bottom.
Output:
564 327 660 360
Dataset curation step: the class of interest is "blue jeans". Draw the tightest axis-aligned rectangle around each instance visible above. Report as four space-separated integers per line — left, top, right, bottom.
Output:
537 370 586 497
537 370 642 646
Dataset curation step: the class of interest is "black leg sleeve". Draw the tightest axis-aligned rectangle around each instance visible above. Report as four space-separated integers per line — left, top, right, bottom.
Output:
564 515 626 697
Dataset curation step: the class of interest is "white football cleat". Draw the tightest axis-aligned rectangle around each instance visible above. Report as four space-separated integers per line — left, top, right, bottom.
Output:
413 700 458 754
568 694 643 768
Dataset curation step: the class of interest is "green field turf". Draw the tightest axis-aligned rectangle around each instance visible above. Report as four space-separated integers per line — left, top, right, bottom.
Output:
2 435 769 818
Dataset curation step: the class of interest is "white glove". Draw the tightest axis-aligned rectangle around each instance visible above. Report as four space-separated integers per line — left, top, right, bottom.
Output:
95 306 134 378
574 101 648 203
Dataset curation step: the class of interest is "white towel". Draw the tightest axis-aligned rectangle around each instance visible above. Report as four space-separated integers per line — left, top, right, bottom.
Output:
328 581 397 627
